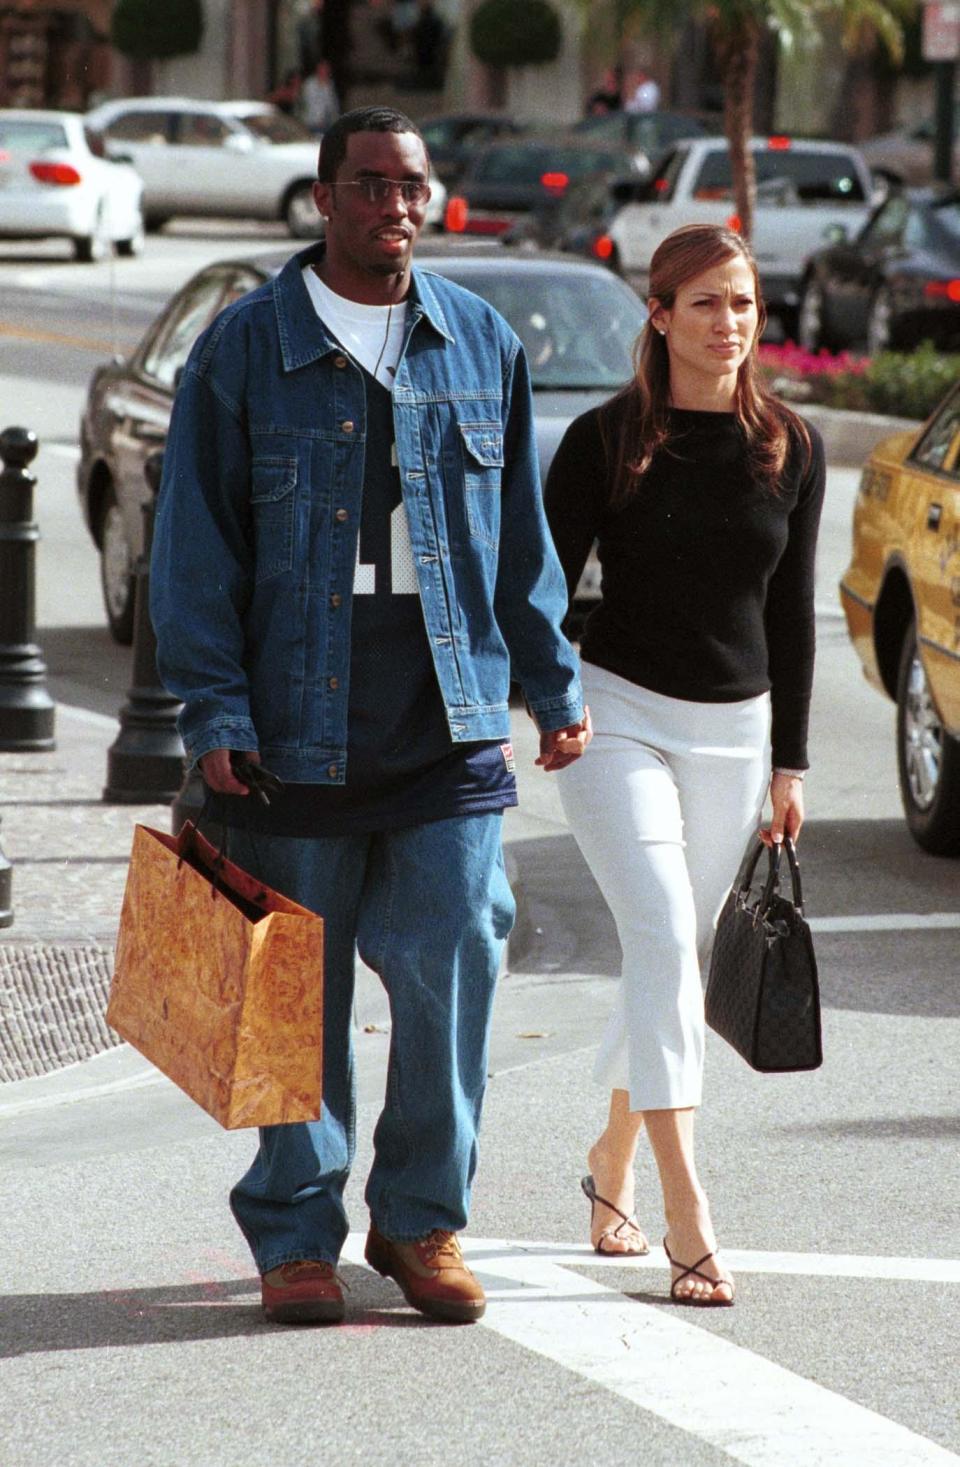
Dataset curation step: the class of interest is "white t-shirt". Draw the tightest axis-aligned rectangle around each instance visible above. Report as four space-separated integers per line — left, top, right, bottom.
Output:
301 267 408 390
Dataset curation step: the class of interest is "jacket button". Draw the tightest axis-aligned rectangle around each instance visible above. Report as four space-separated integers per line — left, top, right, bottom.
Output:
335 508 348 522
333 355 347 368
330 593 342 608
328 676 339 690
327 763 338 778
341 420 354 432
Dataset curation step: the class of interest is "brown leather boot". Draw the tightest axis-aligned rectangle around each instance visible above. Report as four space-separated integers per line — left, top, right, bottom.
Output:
364 1225 486 1322
261 1260 345 1324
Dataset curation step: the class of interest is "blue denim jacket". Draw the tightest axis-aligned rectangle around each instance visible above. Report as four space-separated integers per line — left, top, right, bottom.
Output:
150 243 583 782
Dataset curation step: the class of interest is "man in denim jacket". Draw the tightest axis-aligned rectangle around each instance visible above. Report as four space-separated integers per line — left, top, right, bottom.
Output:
151 108 588 1326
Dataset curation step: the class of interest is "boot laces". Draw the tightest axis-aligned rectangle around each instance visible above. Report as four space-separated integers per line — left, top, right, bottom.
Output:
421 1229 462 1266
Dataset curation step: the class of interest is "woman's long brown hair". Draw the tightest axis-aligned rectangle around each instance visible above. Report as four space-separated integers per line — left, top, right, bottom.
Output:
600 223 810 508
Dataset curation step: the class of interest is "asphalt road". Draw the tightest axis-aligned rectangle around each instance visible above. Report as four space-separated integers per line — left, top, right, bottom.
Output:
1 227 958 1467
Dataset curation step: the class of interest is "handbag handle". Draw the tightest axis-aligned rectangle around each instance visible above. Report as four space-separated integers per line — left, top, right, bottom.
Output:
737 836 804 922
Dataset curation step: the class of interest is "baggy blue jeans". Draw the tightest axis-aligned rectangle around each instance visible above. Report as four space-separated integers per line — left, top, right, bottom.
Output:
225 813 515 1274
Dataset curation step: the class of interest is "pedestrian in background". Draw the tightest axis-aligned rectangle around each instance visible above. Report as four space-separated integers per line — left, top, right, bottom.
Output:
151 106 589 1328
544 222 825 1306
266 68 302 117
299 58 340 135
623 69 661 113
586 65 623 116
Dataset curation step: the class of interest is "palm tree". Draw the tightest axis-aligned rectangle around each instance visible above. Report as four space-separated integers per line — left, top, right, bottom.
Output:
576 0 916 240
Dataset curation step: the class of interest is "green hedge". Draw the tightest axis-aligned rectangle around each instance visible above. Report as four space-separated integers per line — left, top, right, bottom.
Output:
469 0 562 68
111 0 204 61
768 342 960 421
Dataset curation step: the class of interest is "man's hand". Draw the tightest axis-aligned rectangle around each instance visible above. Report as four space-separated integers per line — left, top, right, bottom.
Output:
760 771 804 848
199 748 261 795
535 708 592 772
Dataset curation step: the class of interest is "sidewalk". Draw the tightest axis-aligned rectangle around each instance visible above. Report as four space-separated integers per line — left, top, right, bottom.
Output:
0 699 559 1087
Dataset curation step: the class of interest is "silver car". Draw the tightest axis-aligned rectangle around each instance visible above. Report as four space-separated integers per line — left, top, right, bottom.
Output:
85 96 447 238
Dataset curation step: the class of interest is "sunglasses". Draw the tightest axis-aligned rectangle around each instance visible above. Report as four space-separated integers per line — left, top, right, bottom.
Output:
333 176 431 207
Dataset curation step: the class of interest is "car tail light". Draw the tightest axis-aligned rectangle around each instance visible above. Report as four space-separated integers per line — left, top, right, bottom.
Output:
767 136 792 150
726 214 743 234
30 160 82 186
591 233 615 261
541 171 569 195
445 196 468 232
0 149 10 164
924 278 960 302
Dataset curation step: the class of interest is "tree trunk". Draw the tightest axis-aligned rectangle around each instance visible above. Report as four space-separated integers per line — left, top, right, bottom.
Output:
713 18 760 241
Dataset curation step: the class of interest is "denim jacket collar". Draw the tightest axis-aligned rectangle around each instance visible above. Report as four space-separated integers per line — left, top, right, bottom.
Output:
273 241 455 374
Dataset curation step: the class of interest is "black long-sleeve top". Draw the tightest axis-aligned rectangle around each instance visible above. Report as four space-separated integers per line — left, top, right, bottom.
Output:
544 403 826 770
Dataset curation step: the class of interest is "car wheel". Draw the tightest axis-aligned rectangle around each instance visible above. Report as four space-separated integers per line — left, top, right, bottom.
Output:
99 481 136 644
284 181 322 238
144 215 169 233
896 627 960 855
115 224 145 257
74 205 110 264
866 286 893 356
797 279 826 351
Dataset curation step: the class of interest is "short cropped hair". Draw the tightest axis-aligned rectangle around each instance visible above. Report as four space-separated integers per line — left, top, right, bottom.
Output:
317 106 426 182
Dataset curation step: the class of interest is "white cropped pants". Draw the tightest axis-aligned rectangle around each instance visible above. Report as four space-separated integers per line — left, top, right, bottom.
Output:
558 663 770 1111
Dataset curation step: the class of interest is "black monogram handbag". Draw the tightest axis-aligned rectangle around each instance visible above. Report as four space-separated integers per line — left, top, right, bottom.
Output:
705 836 822 1073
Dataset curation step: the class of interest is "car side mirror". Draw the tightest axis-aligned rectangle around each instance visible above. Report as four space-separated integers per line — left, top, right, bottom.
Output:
223 133 254 153
822 221 849 244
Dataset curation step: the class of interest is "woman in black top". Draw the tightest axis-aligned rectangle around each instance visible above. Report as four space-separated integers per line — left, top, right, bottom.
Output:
545 223 825 1305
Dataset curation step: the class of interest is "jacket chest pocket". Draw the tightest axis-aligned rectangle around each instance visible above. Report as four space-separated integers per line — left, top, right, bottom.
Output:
250 456 297 582
459 422 504 549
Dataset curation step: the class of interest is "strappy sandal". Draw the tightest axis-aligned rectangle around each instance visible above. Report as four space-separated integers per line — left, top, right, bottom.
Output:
663 1237 735 1307
580 1173 650 1256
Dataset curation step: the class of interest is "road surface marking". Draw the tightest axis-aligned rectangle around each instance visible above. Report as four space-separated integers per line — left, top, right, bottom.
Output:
0 321 117 353
809 913 960 932
341 1234 959 1467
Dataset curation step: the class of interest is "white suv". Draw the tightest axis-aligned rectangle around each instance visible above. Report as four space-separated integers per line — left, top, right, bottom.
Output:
608 135 879 330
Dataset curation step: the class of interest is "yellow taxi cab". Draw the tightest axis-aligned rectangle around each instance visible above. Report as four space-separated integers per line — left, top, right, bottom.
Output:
840 382 960 854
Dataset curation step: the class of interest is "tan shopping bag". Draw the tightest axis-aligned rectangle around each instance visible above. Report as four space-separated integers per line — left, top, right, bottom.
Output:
108 822 323 1129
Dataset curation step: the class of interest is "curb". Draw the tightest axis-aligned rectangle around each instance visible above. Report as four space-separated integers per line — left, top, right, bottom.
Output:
796 403 920 467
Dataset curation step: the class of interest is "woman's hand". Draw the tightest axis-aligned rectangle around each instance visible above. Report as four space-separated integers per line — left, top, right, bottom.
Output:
536 707 593 771
760 771 804 848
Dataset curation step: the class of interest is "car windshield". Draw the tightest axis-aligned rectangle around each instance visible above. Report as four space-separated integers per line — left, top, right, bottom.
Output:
435 268 645 389
693 148 867 203
0 120 68 152
239 111 313 144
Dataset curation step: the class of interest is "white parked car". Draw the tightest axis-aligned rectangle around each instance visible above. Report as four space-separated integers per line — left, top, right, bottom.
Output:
85 96 446 237
0 109 144 261
607 135 879 330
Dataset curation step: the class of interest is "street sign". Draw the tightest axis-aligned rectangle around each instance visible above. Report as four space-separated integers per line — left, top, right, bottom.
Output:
923 1 960 62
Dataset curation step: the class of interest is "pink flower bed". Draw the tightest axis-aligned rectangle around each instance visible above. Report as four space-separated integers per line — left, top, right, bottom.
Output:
758 342 870 377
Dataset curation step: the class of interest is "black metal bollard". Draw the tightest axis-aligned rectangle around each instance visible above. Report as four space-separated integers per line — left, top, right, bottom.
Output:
103 451 186 803
0 427 56 751
0 815 12 928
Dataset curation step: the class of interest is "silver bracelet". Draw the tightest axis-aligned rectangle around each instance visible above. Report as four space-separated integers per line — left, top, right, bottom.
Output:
773 767 806 780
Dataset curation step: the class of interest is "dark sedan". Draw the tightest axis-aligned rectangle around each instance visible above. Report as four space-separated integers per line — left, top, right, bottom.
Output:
418 112 528 186
570 108 719 165
78 245 647 641
797 188 960 355
505 171 649 272
443 138 646 238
